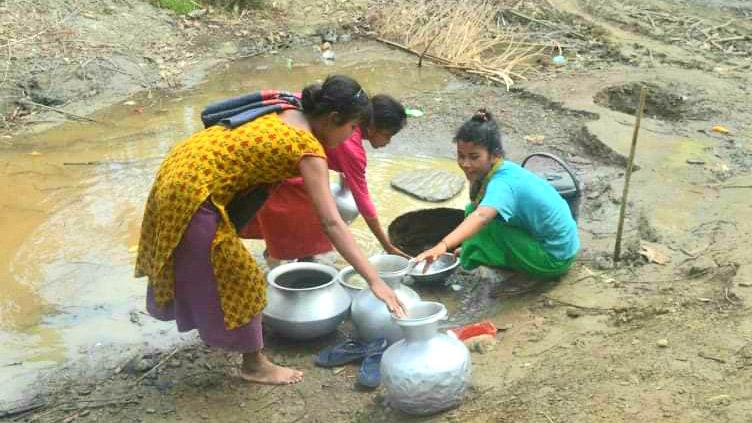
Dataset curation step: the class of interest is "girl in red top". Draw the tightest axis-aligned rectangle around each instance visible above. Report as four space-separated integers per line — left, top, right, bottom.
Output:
241 95 408 263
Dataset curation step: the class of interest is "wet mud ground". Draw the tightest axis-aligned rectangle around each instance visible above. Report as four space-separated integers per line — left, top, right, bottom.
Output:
2 0 752 422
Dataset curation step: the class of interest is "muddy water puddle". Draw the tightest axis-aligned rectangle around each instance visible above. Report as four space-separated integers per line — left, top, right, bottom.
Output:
0 41 470 405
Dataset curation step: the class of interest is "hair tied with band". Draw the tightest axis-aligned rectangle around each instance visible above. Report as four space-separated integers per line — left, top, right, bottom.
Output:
473 109 490 122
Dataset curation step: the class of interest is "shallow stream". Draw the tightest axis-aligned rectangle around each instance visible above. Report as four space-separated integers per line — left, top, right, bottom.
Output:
0 42 472 406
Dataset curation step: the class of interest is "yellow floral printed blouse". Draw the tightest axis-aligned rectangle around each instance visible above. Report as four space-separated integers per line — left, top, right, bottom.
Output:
135 113 326 330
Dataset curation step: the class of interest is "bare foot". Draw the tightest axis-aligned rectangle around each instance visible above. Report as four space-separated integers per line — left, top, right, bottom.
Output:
240 351 303 385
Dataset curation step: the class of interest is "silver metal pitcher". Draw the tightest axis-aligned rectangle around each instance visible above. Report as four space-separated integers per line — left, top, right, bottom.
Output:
381 301 472 415
350 254 421 344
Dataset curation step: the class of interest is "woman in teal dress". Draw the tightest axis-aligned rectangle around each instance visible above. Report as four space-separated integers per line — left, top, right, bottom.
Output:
415 109 579 279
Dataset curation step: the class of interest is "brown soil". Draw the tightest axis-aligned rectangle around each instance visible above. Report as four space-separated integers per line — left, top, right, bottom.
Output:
2 0 752 422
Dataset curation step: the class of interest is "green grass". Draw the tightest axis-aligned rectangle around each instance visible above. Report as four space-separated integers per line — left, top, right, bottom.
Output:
208 0 265 10
153 0 200 14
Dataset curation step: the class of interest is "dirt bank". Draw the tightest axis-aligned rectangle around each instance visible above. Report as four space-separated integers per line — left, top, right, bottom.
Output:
0 0 367 134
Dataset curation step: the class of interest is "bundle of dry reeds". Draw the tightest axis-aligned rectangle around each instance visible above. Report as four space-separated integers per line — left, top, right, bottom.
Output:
372 0 543 89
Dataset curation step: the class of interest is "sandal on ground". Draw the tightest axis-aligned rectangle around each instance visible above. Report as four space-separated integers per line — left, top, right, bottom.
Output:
315 339 368 368
357 351 383 389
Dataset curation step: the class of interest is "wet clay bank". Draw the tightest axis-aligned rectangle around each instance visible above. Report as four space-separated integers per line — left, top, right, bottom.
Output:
3 1 752 420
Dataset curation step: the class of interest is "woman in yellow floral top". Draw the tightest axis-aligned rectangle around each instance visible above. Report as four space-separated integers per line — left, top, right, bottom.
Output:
136 75 405 385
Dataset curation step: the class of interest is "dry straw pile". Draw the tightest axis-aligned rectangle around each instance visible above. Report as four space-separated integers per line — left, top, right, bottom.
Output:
372 0 544 89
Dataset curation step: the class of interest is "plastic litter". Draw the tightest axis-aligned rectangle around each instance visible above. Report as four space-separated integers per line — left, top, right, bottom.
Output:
405 108 424 117
447 320 497 341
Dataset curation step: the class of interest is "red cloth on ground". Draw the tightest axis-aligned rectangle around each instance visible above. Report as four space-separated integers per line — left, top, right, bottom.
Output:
239 128 377 259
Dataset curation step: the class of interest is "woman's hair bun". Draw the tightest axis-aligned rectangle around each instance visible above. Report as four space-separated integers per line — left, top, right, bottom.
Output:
472 108 493 122
300 84 322 112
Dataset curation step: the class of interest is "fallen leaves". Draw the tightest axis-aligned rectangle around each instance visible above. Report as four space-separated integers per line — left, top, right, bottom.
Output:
640 241 672 265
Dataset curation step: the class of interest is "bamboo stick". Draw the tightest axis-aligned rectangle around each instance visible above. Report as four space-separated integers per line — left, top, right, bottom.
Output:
613 86 647 264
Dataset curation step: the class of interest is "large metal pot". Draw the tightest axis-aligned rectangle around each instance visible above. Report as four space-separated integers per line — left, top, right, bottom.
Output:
350 255 421 344
263 262 351 340
381 301 472 415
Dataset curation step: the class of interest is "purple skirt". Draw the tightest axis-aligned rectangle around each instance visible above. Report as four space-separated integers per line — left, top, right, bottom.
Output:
146 201 263 353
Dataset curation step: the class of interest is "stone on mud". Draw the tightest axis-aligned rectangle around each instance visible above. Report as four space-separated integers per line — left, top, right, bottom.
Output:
391 169 465 202
463 334 497 354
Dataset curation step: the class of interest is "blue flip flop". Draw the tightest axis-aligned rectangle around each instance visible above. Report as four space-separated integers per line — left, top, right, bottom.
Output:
315 339 367 368
357 351 383 389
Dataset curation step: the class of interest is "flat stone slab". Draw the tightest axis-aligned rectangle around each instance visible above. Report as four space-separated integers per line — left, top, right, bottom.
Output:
391 169 465 202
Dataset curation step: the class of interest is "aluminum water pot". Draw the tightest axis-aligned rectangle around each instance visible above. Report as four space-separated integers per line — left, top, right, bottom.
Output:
350 254 421 344
263 262 351 340
330 173 359 224
381 301 472 415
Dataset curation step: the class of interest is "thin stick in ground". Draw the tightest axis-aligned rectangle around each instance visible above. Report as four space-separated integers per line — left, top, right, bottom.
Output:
613 86 647 264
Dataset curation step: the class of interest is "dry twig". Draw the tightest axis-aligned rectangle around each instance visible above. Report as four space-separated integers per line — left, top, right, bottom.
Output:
134 347 180 384
16 99 100 124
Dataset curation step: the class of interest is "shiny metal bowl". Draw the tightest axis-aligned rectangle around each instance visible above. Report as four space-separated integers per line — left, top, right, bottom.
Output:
409 253 460 284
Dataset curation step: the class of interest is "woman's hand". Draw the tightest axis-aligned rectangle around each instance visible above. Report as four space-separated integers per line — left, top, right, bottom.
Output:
384 243 410 259
414 242 449 273
370 278 406 318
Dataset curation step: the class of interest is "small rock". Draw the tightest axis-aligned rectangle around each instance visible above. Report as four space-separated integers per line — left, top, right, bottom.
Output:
450 284 462 292
739 282 752 288
129 310 143 326
525 135 545 145
566 308 582 318
123 100 137 106
77 387 92 396
322 50 336 61
707 394 731 405
146 408 156 414
187 8 208 19
656 339 669 348
123 356 156 374
463 334 497 354
593 254 613 270
681 256 716 278
255 65 270 71
200 412 210 419
338 33 352 43
332 367 345 375
686 158 706 165
320 28 337 43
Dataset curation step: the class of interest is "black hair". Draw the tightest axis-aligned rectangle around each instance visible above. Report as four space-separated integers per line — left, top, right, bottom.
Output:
301 75 370 125
453 108 504 156
369 94 407 135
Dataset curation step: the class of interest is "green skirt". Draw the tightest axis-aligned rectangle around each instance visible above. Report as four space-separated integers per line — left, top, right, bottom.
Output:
459 204 575 279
